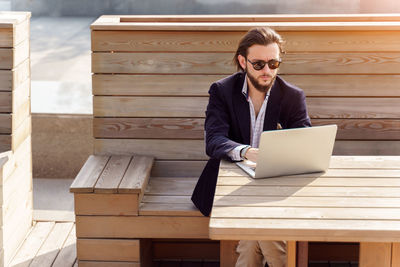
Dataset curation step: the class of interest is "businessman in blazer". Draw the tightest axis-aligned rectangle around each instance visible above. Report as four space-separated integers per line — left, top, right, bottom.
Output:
191 27 311 267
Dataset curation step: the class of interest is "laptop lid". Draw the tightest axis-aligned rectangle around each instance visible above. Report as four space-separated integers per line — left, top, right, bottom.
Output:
253 125 337 178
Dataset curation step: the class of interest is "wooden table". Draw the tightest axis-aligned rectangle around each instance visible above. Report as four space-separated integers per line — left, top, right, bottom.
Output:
209 156 400 267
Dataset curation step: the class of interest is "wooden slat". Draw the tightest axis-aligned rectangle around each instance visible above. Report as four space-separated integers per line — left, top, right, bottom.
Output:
75 193 139 216
153 240 219 260
92 30 400 52
12 98 30 133
92 52 234 74
92 74 220 96
13 17 30 47
29 222 74 267
211 206 400 220
0 114 11 134
93 96 208 118
0 91 12 112
94 97 400 119
90 21 400 32
333 140 400 155
214 185 400 198
329 156 400 169
12 77 30 112
9 222 55 267
94 155 132 193
212 195 400 208
0 28 12 47
77 239 140 262
0 69 12 91
94 118 400 140
284 75 400 97
70 155 110 193
92 52 400 74
307 98 400 119
359 242 391 267
94 139 206 160
12 114 31 151
0 57 30 91
209 218 400 242
0 134 11 152
78 261 140 267
93 118 204 139
151 160 205 177
139 203 202 217
76 215 210 239
92 74 400 97
118 155 154 194
0 38 29 69
145 177 197 196
52 225 77 267
312 119 400 140
95 14 400 24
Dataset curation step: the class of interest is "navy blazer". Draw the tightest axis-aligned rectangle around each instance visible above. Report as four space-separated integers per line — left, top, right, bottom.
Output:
191 72 312 216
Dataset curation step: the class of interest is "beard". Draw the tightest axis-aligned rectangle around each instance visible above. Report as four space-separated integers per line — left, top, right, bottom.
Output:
246 68 276 93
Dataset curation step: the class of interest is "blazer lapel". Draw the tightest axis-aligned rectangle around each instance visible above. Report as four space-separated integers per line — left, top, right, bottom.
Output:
264 79 282 131
233 76 251 144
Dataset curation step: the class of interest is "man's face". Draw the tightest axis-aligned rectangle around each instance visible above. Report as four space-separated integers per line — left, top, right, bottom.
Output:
238 43 280 93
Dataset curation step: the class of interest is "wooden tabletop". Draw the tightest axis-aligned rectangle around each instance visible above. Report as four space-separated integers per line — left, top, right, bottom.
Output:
209 156 400 242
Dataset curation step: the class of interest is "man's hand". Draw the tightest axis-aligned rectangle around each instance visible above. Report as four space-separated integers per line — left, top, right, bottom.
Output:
245 148 259 163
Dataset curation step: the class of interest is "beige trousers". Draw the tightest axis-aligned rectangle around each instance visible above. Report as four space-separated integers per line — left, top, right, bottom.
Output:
235 240 287 267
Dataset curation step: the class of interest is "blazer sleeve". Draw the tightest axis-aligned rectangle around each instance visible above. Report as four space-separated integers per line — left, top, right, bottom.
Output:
204 83 243 160
285 89 312 128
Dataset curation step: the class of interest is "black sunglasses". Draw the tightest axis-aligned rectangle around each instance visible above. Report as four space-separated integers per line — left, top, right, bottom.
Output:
247 59 281 70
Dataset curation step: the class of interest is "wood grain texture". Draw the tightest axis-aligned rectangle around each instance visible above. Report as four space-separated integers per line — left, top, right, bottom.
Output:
287 241 296 267
94 139 206 160
93 118 204 139
0 28 12 47
0 38 29 69
92 52 234 74
392 243 400 267
359 243 391 267
94 155 132 193
76 215 210 239
153 240 219 260
151 160 205 177
283 74 400 97
94 96 208 117
312 119 400 140
333 140 400 155
70 155 110 193
0 91 12 112
92 51 400 74
52 225 77 267
74 193 139 216
118 155 154 194
307 98 400 119
92 74 220 96
0 114 11 134
92 30 400 52
77 239 140 262
92 74 400 97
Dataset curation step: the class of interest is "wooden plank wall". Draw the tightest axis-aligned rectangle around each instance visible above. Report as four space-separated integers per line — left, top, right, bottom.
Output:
91 15 400 177
0 12 32 266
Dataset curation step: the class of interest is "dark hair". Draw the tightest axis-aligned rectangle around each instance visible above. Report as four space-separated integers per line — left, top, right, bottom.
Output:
234 27 284 72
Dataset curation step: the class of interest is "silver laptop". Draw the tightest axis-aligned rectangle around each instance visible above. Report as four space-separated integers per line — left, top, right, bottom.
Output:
236 125 337 178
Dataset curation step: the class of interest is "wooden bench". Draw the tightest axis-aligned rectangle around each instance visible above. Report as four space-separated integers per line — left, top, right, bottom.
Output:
71 14 400 266
0 11 32 266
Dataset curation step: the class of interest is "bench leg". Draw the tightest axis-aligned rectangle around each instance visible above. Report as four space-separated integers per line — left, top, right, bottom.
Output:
287 241 297 267
220 240 239 267
140 239 152 267
392 243 400 267
359 242 391 267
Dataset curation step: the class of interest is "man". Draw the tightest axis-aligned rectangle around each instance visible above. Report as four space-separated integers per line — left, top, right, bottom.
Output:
191 27 311 267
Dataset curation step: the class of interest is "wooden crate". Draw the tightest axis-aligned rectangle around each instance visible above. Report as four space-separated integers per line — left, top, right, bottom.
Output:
0 12 32 267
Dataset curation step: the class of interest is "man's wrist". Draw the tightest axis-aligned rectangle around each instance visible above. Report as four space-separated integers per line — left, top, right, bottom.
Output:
240 145 251 160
